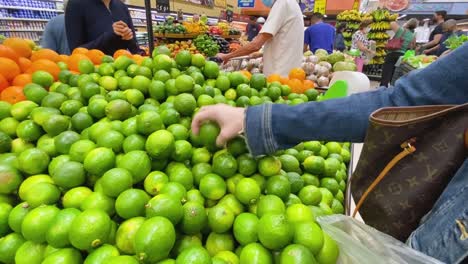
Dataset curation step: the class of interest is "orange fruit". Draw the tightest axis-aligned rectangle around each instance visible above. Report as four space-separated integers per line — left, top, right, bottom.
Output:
68 54 90 72
133 54 144 65
3 38 32 58
0 74 9 92
280 76 289 85
31 49 61 62
1 86 25 103
303 80 315 90
267 74 282 83
26 59 60 80
0 44 20 63
86 49 105 65
114 49 132 59
59 54 69 63
0 58 21 82
12 74 32 87
18 57 32 73
287 79 305 94
240 70 252 80
72 47 89 55
289 68 306 81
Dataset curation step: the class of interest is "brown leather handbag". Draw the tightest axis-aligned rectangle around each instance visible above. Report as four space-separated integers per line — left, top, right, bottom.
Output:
346 103 468 241
385 29 407 51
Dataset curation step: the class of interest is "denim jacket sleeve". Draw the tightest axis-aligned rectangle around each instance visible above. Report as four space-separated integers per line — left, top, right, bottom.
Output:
245 43 468 156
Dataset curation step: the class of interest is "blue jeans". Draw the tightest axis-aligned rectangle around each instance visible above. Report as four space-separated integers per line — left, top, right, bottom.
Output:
408 158 468 264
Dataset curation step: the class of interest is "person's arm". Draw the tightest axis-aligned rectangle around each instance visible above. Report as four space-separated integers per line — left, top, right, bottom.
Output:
357 40 373 54
424 44 440 54
390 21 399 33
218 33 271 62
123 7 143 54
192 43 468 156
40 19 58 51
65 0 119 51
423 33 443 49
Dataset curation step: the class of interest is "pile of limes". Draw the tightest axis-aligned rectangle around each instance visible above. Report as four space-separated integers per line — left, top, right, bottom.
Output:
0 46 348 264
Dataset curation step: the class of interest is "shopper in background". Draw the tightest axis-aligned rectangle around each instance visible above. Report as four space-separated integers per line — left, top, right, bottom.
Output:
351 19 374 72
65 0 141 55
304 12 335 53
418 10 446 55
424 20 461 56
380 18 418 87
216 0 304 77
192 44 468 264
257 17 265 29
334 24 346 52
41 0 70 54
246 16 261 41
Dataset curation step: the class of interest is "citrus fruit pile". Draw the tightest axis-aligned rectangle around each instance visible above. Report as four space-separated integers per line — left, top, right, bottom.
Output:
0 40 348 264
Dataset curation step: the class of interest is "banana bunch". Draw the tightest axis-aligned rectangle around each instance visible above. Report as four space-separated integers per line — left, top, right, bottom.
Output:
371 9 398 22
347 23 360 30
337 10 362 22
217 22 230 35
370 57 385 64
375 48 387 57
362 14 373 22
368 32 390 40
370 21 391 31
343 32 353 39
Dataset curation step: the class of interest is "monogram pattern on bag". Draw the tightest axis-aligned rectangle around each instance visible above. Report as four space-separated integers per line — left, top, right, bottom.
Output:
350 105 468 241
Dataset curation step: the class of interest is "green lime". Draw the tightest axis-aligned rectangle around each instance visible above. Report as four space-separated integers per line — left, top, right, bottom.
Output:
136 111 163 135
7 202 30 234
265 175 291 201
160 182 187 203
104 99 132 121
171 140 193 162
69 139 95 162
303 156 325 175
173 93 196 116
331 198 344 214
45 208 80 248
0 203 12 237
146 130 175 159
17 148 49 175
16 120 43 142
280 244 317 264
285 193 302 207
18 174 52 201
160 108 180 126
11 138 34 154
233 213 259 246
21 205 59 243
256 195 285 218
198 121 220 151
146 194 183 225
153 54 174 72
191 163 212 187
131 75 151 94
42 248 82 264
298 185 322 206
0 232 25 264
80 192 115 216
62 186 93 209
14 241 46 264
148 80 166 102
206 232 235 256
0 131 12 153
285 172 304 194
199 173 226 200
41 114 69 137
23 84 48 104
192 147 211 164
191 54 205 67
212 151 237 178
23 182 60 207
175 50 192 67
71 112 93 132
143 171 168 196
216 75 231 92
83 147 115 177
0 117 19 138
114 56 133 71
286 204 314 225
257 213 292 250
84 244 119 264
32 70 54 87
113 216 145 255
175 246 210 264
320 177 340 195
235 178 261 205
175 75 195 93
315 232 339 264
69 209 112 251
134 216 176 263
226 137 247 157
323 158 341 178
115 189 150 219
301 173 320 187
239 243 272 264
60 100 83 117
87 98 107 119
121 116 137 136
279 154 300 173
100 168 133 198
96 130 124 153
78 59 95 74
180 201 207 235
258 156 282 177
208 205 235 233
54 130 80 155
116 150 151 184
121 134 145 153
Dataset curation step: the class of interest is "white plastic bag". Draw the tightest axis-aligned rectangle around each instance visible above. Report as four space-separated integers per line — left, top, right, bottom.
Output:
316 215 444 264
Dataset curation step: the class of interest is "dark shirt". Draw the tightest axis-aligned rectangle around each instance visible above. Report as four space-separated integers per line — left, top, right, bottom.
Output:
246 23 261 41
429 23 443 42
304 22 335 54
437 31 464 56
65 0 140 55
334 32 345 51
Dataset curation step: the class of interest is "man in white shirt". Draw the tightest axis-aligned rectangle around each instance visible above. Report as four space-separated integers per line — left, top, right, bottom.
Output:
217 0 304 76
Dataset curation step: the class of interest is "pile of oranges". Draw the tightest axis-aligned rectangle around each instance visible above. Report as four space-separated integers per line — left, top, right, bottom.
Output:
0 37 144 104
267 68 314 94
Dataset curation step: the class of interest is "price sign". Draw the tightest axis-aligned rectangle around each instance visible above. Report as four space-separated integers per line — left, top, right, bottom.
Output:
238 0 255 8
156 0 170 13
313 0 326 14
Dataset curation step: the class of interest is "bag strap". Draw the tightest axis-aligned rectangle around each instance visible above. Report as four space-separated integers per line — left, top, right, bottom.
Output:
352 138 417 218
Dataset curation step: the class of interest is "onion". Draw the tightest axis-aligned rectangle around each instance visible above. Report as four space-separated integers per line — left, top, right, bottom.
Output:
306 74 317 82
317 76 330 87
251 68 261 74
308 55 319 64
319 61 332 70
315 65 329 77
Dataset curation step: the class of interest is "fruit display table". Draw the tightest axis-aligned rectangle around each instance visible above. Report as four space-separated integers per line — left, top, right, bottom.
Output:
0 37 350 263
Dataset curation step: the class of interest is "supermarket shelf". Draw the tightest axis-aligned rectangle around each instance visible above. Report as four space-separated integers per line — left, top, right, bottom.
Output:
0 6 63 12
0 17 50 21
134 24 147 27
0 29 44 32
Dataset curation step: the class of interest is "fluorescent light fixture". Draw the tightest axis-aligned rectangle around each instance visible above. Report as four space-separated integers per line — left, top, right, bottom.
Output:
397 14 407 20
324 14 328 17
